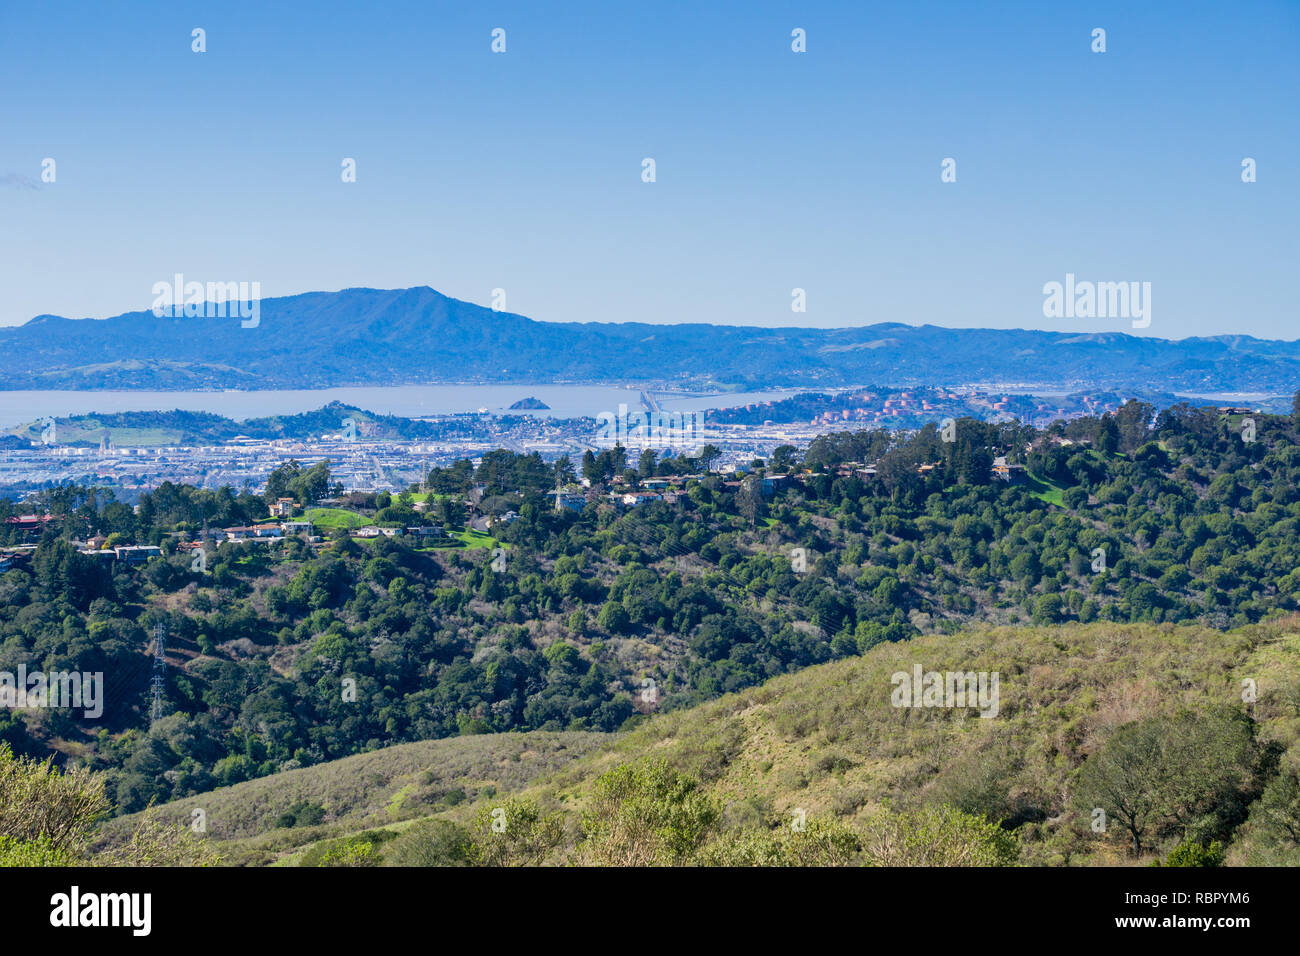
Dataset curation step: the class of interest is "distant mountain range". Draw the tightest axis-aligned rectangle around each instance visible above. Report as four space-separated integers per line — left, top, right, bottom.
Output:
4 286 1297 393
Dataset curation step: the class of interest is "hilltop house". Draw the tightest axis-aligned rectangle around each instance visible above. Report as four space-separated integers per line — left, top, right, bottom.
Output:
356 526 406 538
224 525 284 541
489 511 519 528
991 456 1026 482
620 491 663 507
405 525 443 538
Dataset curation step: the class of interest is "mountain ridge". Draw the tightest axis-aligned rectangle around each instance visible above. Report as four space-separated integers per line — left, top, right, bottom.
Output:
5 285 1298 392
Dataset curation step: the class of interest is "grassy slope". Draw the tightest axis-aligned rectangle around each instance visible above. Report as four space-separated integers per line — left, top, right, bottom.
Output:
304 507 368 529
1023 471 1067 506
102 618 1300 866
519 618 1298 865
450 529 499 549
96 732 608 865
4 418 187 447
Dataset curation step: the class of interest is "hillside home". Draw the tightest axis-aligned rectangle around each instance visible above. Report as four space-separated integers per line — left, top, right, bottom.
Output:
356 526 404 537
553 491 588 513
991 457 1027 482
224 525 284 541
5 514 57 541
4 513 55 530
113 545 162 563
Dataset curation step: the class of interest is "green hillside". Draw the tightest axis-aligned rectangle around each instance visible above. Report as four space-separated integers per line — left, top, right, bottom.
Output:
95 618 1300 867
92 732 607 866
303 506 368 529
3 401 489 447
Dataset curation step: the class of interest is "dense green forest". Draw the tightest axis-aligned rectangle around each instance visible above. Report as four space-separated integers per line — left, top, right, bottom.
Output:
2 397 1299 824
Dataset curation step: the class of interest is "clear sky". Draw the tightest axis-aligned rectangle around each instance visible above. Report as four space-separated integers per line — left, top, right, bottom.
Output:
1 0 1296 338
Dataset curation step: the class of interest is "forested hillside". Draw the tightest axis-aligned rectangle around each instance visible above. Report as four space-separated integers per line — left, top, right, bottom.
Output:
94 617 1300 868
2 398 1299 831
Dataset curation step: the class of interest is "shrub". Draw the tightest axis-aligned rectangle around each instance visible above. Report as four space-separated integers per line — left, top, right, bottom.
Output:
469 799 564 866
320 838 378 867
1248 764 1300 847
0 835 76 867
0 745 218 867
384 819 475 866
1161 840 1225 868
299 830 395 867
0 743 107 857
1073 710 1259 855
700 817 861 866
579 761 719 866
275 800 327 829
96 813 221 867
861 804 1019 866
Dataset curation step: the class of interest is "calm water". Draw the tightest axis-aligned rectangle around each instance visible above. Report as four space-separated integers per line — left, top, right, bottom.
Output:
0 385 800 428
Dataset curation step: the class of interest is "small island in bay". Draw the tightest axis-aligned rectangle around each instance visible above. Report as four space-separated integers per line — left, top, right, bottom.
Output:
508 396 551 410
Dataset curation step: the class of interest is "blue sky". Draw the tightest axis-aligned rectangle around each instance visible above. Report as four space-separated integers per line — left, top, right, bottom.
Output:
1 0 1296 338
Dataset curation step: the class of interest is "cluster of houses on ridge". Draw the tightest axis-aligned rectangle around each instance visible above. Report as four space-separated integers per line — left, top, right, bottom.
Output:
549 455 1028 516
550 470 800 514
216 519 443 543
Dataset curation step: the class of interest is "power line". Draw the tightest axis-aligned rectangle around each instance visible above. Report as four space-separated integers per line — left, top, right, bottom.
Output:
149 621 166 724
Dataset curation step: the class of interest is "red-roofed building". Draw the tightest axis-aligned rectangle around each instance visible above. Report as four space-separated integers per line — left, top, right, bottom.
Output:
5 514 56 529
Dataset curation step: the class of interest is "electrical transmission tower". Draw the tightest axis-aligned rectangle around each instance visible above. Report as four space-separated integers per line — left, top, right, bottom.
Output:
150 622 167 724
